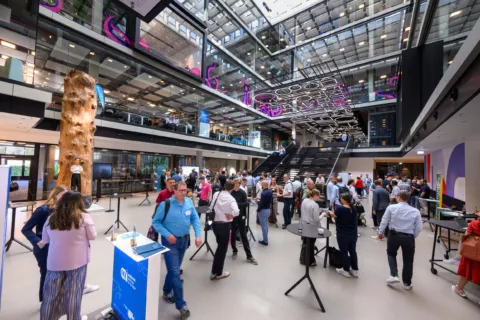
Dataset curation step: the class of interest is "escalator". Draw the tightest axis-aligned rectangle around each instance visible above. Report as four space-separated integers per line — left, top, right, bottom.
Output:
251 141 298 177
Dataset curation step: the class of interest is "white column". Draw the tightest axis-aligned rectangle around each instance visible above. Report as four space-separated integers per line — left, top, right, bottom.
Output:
196 150 203 169
247 156 253 171
368 71 375 102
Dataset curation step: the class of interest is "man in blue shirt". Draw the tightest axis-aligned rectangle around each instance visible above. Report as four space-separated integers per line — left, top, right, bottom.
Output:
378 190 422 290
326 176 337 209
173 172 183 183
152 181 201 319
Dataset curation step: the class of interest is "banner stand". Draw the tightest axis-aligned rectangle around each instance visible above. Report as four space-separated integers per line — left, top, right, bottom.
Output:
108 232 169 320
0 165 11 311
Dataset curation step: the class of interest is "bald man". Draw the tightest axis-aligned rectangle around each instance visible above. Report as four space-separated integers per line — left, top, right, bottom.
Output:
302 180 315 201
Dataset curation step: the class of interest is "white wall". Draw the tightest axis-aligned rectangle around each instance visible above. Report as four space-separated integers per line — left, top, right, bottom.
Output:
465 140 480 211
344 158 374 181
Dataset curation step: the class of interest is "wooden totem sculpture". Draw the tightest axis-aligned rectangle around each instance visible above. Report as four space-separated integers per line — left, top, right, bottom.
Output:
56 70 97 198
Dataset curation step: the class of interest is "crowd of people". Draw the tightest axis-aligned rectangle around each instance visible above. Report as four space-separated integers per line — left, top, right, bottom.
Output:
18 166 479 320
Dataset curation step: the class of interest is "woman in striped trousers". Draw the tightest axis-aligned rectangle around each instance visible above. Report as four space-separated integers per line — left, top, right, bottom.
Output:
40 191 97 320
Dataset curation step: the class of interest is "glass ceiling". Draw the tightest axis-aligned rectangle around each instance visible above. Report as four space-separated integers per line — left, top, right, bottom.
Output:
253 0 323 25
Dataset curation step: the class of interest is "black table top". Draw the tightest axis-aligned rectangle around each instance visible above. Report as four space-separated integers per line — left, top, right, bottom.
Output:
440 211 478 219
107 193 133 199
196 206 210 214
426 219 467 233
287 223 332 239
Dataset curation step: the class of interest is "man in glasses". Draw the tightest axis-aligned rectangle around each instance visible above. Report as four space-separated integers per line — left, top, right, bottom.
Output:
152 181 201 319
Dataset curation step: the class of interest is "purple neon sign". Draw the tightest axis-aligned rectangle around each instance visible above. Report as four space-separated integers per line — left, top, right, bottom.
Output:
41 0 62 13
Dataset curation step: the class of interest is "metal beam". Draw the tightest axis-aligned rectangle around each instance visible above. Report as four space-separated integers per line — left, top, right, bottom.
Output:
415 0 439 47
407 0 420 49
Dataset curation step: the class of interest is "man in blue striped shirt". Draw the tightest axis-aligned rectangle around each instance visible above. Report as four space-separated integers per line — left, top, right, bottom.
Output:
153 181 201 319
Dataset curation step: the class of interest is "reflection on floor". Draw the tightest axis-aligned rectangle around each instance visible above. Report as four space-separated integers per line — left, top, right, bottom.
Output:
2 193 479 319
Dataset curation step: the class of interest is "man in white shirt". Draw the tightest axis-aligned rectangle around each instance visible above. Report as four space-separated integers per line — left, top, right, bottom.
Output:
292 176 302 192
209 180 239 280
315 174 325 185
255 176 264 201
326 176 337 209
245 171 254 197
282 174 294 229
70 158 83 192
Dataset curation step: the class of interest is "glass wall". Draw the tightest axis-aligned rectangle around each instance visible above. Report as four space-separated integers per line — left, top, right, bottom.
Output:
369 105 397 147
176 0 207 22
0 1 38 84
139 7 204 77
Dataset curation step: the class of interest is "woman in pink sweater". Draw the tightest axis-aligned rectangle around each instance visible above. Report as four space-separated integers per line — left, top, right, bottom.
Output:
40 191 97 320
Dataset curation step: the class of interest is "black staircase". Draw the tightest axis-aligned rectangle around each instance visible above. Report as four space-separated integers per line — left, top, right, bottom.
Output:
252 141 298 177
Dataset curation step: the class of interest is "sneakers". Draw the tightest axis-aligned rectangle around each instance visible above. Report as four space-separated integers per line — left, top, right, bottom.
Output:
404 283 413 290
452 285 467 298
281 224 287 229
83 284 99 295
232 252 238 260
336 268 351 278
81 316 88 320
259 240 268 246
349 269 359 278
370 235 383 241
163 291 175 304
443 258 460 265
386 276 400 284
216 271 230 280
246 257 258 265
179 306 191 319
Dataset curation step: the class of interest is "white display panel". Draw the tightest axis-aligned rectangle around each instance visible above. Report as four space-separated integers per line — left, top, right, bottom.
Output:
0 165 11 310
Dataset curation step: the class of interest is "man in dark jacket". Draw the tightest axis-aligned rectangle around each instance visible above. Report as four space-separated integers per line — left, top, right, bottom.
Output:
230 179 258 265
371 180 391 240
218 170 227 190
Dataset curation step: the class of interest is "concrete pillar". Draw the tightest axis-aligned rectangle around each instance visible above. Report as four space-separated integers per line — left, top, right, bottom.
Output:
196 150 203 169
91 0 104 35
465 141 480 211
302 128 307 147
247 156 253 171
368 70 375 102
292 122 296 140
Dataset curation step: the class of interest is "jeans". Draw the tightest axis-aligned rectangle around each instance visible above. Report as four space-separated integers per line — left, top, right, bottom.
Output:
337 233 358 271
258 209 270 244
162 235 189 309
211 223 231 276
33 244 49 302
409 195 419 209
356 188 363 196
364 186 370 196
387 231 415 285
231 215 252 258
283 198 293 226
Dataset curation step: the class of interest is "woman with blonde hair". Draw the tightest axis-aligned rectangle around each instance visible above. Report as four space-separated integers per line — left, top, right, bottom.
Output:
22 185 69 302
40 191 97 320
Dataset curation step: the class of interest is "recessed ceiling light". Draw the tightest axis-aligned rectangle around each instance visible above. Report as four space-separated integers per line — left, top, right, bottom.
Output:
247 52 251 55
339 12 345 17
359 4 365 9
261 35 266 39
380 75 387 79
1 40 16 49
69 44 75 48
417 151 425 155
307 59 311 62
286 45 290 48
89 51 95 55
358 80 364 83
450 10 462 17
31 51 35 56
381 35 387 39
46 77 50 80
43 81 47 84
127 97 135 101
267 71 271 74
124 65 128 68
448 60 453 64
49 35 52 39
1 55 8 59
359 41 365 45
265 45 269 47
228 154 231 157
340 48 345 52
403 38 408 42
108 59 113 62
307 26 311 30
193 88 196 90
148 75 152 78
322 53 327 57
149 103 155 107
34 70 39 74
230 84 233 86
104 90 110 94
405 27 410 32
346 99 351 102
261 66 265 69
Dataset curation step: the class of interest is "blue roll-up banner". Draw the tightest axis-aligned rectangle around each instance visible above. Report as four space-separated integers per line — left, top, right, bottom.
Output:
96 84 105 111
112 247 148 320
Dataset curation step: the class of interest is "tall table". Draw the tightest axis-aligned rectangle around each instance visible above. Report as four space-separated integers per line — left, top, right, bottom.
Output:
285 223 331 313
190 206 215 260
428 219 467 275
6 201 36 252
104 193 132 235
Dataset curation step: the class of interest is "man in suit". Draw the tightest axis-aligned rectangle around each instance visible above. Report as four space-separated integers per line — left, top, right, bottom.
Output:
371 180 391 240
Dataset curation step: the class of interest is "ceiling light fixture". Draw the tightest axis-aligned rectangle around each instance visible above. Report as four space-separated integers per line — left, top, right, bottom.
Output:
359 4 365 9
359 41 365 46
417 151 425 155
403 38 408 42
358 80 364 83
448 60 453 64
322 53 327 57
104 90 110 94
405 27 410 31
49 35 52 39
265 45 269 47
1 55 8 59
124 65 128 68
380 75 387 79
450 10 462 17
307 58 311 62
340 48 345 52
89 51 95 55
261 66 265 69
127 97 135 101
148 75 152 78
307 26 311 30
1 40 16 49
69 43 75 48
381 35 387 39
108 59 113 62
339 12 345 17
31 51 35 56
247 52 251 55
261 35 266 39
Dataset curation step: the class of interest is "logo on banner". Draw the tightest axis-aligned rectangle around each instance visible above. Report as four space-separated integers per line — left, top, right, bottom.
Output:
120 268 136 290
125 305 135 320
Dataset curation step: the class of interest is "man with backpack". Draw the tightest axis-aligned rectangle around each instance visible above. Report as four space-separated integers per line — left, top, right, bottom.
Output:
156 177 175 204
152 181 201 320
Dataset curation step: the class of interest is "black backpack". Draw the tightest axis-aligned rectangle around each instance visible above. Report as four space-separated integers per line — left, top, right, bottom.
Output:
328 246 343 268
337 184 350 195
146 199 171 242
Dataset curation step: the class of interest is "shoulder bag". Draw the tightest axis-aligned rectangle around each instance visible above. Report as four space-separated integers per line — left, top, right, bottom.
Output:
147 200 171 242
460 233 480 262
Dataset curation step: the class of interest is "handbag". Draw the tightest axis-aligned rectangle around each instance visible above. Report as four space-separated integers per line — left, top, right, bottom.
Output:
460 234 480 262
355 204 365 214
9 182 19 192
146 200 170 242
328 246 343 268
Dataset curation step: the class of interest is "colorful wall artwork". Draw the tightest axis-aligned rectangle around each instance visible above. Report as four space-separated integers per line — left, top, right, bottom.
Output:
426 142 465 201
41 0 63 13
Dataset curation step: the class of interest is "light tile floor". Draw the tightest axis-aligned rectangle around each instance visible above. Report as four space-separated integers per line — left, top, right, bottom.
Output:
1 193 479 319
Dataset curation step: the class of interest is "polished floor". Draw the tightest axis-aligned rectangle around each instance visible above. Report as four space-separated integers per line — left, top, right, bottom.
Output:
2 192 479 320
